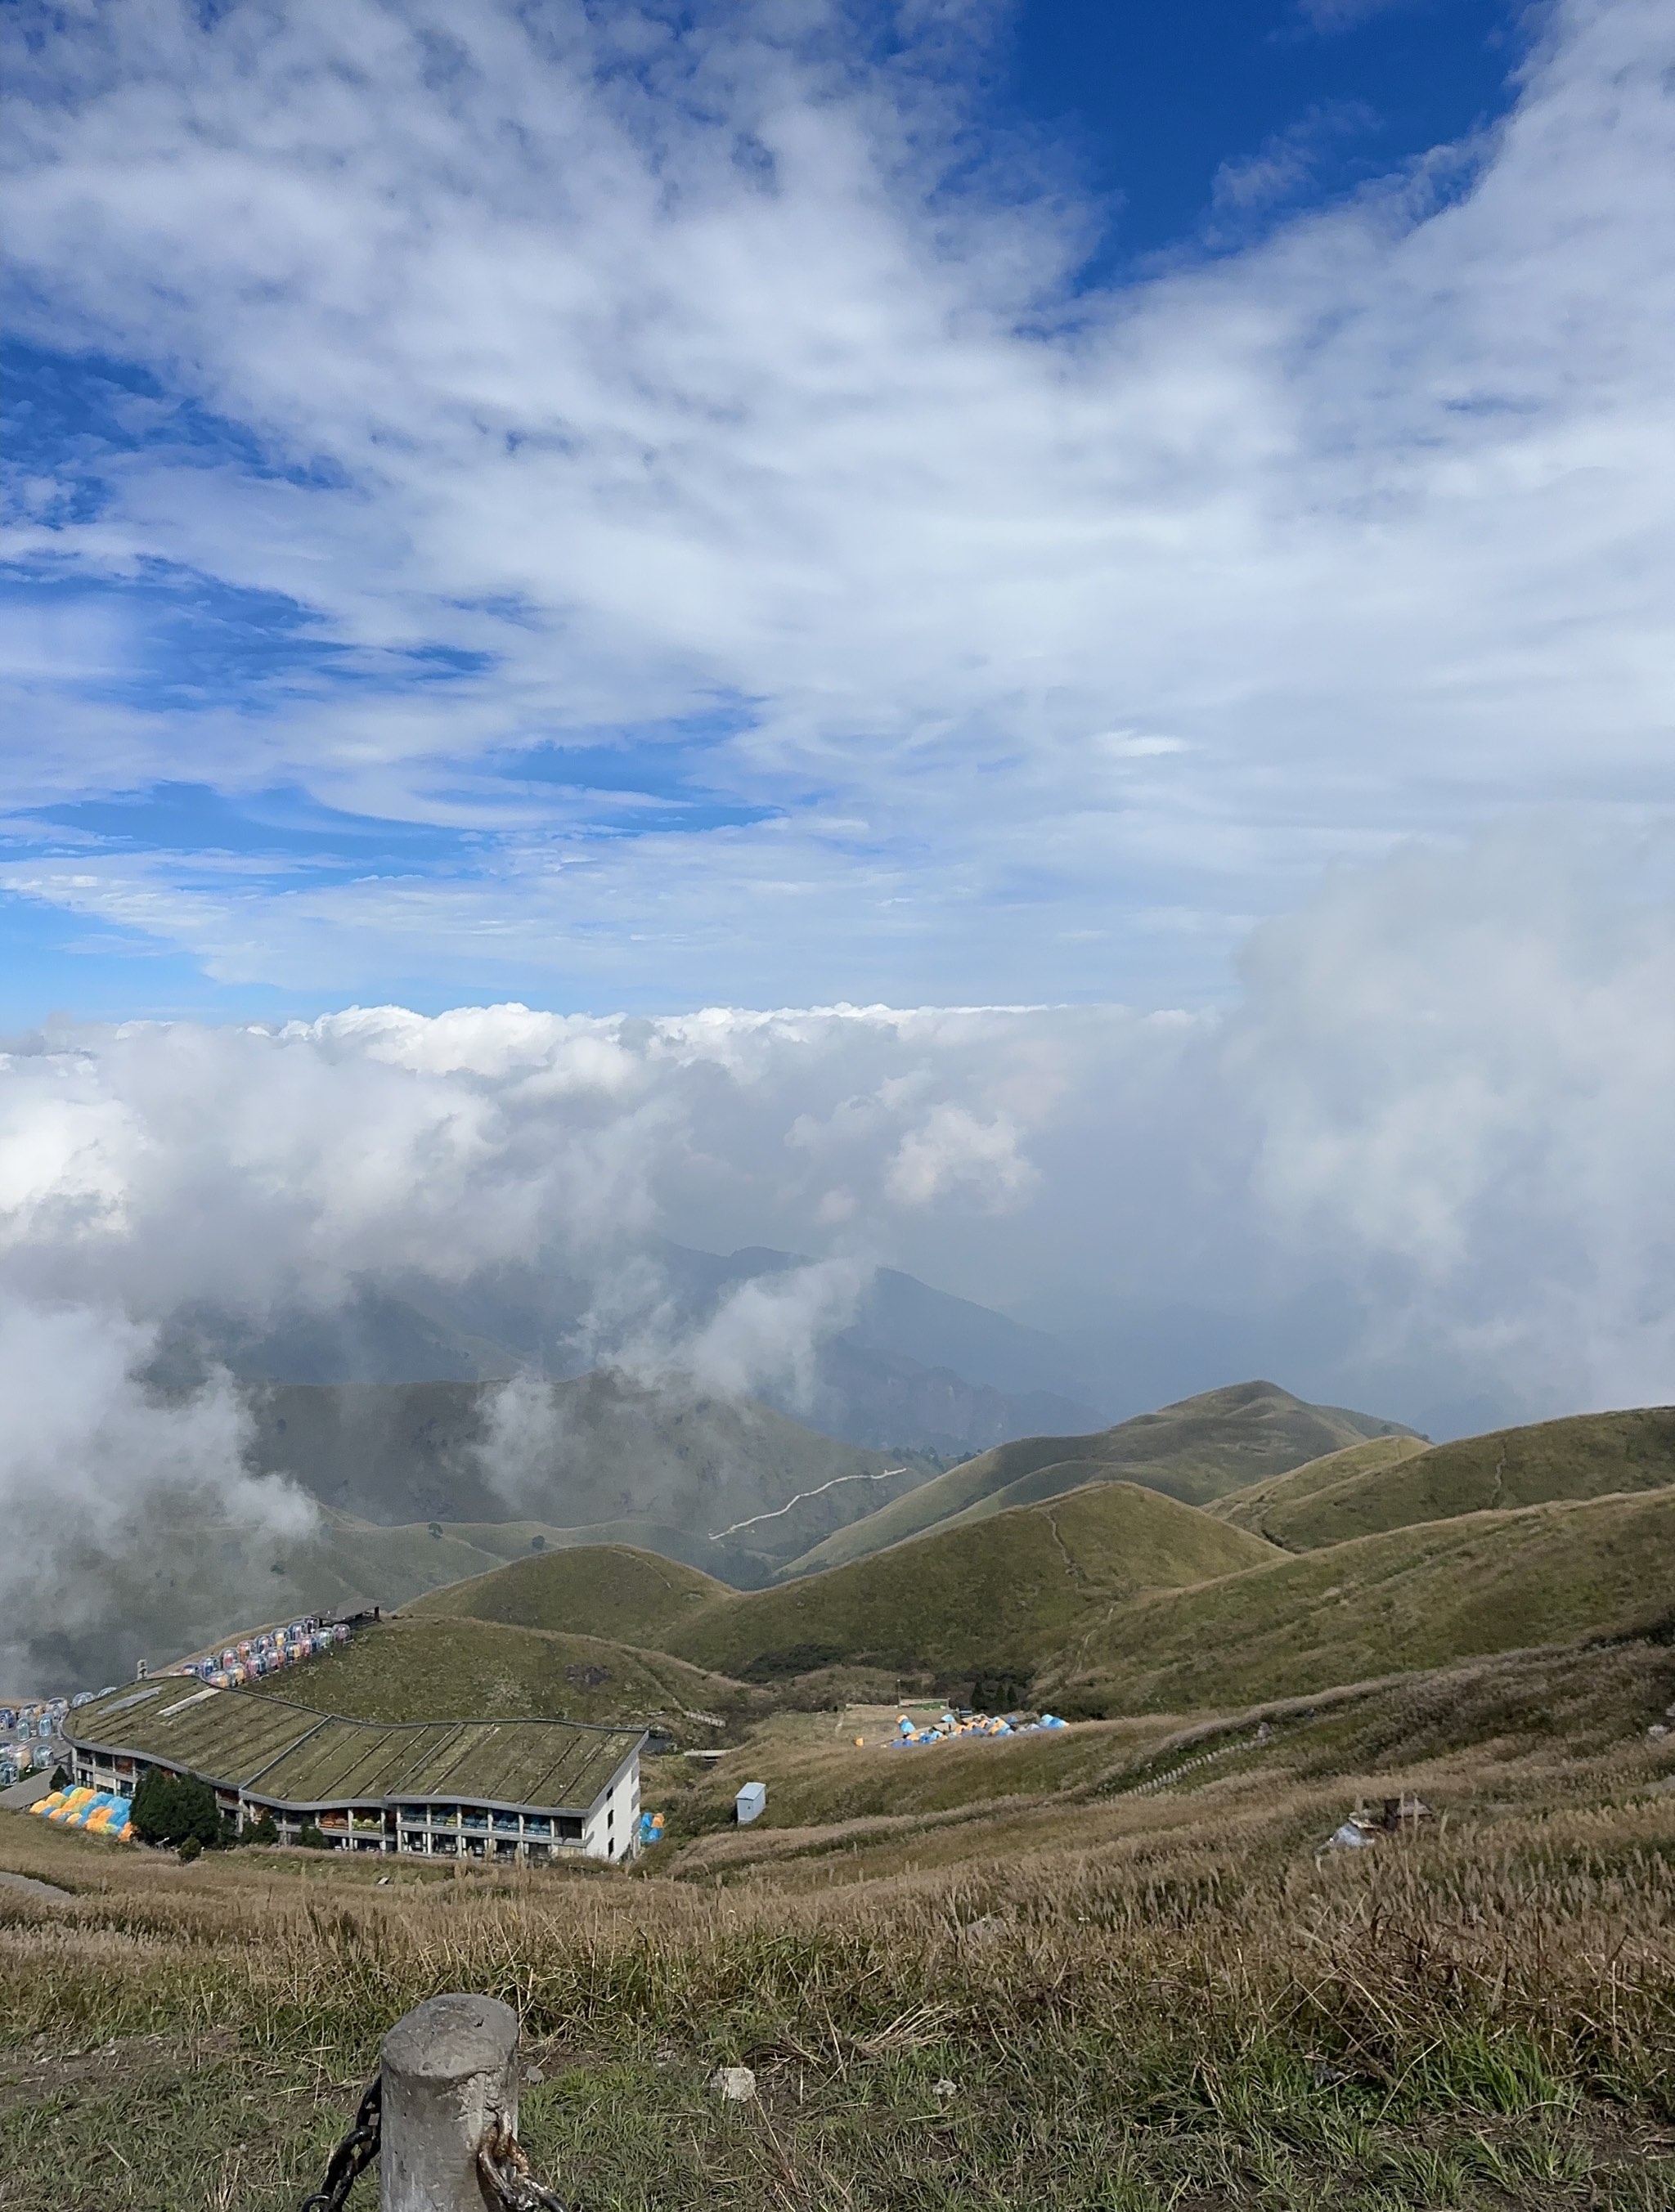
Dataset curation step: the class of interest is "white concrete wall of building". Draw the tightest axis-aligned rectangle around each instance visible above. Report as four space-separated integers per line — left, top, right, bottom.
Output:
583 1747 641 1861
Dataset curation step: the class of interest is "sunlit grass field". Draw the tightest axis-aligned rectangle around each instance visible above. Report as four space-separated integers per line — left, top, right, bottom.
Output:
6 1635 1675 2210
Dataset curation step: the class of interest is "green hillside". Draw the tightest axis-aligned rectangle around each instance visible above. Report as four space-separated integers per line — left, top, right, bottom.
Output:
245 1369 935 1578
778 1380 1412 1576
20 1371 945 1690
246 1613 756 1730
19 1506 613 1695
1216 1407 1675 1553
407 1542 729 1639
659 1481 1274 1682
1042 1483 1675 1714
1208 1434 1432 1539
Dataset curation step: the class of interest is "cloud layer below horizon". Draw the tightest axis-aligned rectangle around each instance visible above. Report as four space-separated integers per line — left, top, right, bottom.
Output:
1 817 1671 1686
2 820 1670 1416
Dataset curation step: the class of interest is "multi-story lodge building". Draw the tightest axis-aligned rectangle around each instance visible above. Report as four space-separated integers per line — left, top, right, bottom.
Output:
64 1677 644 1864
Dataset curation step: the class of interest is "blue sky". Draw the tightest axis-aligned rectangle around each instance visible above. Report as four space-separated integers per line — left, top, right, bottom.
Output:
1007 0 1518 267
2 0 1669 1025
4 0 1675 1556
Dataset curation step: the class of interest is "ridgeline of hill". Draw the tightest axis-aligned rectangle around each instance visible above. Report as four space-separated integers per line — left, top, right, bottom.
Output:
246 1612 757 1731
367 1402 1675 1734
21 1509 611 1698
1208 1434 1430 1537
650 1482 1273 1682
407 1542 729 1640
1043 1483 1675 1714
1208 1406 1675 1552
778 1380 1414 1576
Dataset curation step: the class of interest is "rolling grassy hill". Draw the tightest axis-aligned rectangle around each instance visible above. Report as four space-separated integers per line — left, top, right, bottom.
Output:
655 1481 1274 1683
246 1612 758 1730
1209 1406 1675 1553
1208 1434 1430 1538
1041 1483 1675 1714
19 1507 617 1696
777 1380 1413 1576
407 1542 729 1640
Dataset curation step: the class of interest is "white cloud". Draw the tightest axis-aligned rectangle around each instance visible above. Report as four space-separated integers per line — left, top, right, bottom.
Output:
1226 823 1675 1411
0 1298 317 1687
885 1102 1039 1209
0 1 1672 1002
0 823 1668 1435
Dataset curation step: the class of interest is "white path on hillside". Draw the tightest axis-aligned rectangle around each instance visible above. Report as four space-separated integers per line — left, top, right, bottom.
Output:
711 1469 908 1543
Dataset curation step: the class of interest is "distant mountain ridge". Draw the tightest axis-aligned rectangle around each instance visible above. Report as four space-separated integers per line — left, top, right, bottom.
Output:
379 1401 1675 1723
777 1380 1417 1577
243 1370 936 1584
154 1244 1105 1455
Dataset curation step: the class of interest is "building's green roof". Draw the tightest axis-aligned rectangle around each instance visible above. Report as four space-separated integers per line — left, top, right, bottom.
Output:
65 1679 641 1815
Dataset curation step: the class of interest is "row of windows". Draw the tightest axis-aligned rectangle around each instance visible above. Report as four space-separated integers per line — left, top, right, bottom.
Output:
74 1758 626 1856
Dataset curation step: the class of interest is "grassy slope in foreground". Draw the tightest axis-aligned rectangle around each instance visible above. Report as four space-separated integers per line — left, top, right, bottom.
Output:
1209 1435 1430 1538
779 1380 1412 1577
1044 1483 1675 1713
407 1542 730 1640
1213 1406 1675 1553
246 1613 755 1729
661 1481 1274 1680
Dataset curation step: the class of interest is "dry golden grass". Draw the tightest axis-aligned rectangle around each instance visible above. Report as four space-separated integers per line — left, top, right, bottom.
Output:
5 1642 1675 2207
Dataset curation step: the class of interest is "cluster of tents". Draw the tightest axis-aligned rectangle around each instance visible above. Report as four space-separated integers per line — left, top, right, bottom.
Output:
180 1619 351 1689
1 1697 76 1785
30 1784 134 1842
888 1708 1068 1748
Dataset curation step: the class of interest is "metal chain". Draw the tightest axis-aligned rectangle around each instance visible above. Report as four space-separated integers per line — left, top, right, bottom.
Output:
300 2073 382 2212
478 2116 573 2211
299 2067 567 2210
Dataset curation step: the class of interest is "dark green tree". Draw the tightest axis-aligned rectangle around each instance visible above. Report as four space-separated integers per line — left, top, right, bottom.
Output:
131 1766 222 1849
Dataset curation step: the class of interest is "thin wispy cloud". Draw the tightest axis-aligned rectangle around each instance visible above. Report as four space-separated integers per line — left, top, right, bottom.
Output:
0 0 1670 1009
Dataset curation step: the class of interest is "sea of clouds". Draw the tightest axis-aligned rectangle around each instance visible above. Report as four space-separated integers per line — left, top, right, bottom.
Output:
2 821 1673 1685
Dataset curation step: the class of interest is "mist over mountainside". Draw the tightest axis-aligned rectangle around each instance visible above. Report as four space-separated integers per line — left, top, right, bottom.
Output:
0 1371 940 1692
241 1371 935 1580
156 1242 1105 1454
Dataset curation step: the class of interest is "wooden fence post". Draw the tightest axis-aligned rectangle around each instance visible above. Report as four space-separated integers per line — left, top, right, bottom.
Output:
379 1991 520 2211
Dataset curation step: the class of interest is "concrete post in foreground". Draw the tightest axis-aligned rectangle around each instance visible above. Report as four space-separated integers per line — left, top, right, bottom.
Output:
380 1991 519 2211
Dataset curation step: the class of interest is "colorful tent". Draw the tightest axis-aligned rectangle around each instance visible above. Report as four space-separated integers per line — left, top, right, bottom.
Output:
31 1784 134 1842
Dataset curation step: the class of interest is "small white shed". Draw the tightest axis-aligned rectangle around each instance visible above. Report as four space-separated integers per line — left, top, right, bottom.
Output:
735 1780 766 1825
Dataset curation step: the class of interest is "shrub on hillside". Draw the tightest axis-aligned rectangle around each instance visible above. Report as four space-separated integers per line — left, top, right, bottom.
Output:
298 1822 330 1850
971 1668 1031 1712
131 1767 222 1850
246 1810 279 1846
